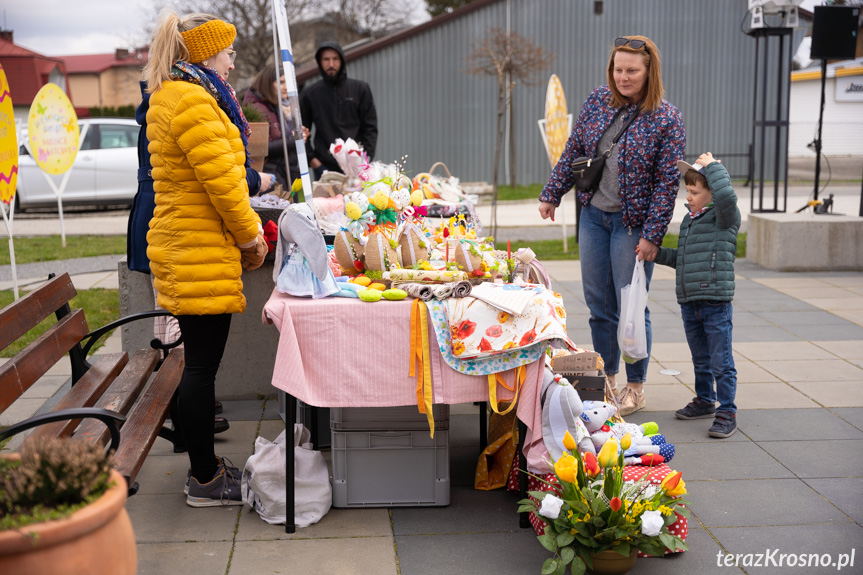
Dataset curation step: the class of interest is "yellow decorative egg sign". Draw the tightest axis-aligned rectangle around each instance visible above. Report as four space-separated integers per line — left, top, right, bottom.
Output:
0 64 18 205
544 74 569 166
27 83 79 176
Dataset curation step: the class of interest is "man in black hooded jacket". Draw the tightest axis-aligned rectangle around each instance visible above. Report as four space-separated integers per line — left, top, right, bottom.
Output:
300 41 378 176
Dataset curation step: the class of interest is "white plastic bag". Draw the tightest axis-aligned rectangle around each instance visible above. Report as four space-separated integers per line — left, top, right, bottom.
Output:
242 424 332 527
617 256 649 363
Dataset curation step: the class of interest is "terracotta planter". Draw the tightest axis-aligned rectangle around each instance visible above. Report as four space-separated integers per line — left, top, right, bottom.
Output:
247 122 270 172
0 463 137 575
586 548 637 575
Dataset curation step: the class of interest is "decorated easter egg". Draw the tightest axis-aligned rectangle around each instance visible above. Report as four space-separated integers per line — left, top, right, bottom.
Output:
358 289 382 302
0 64 18 205
391 187 411 211
350 275 371 286
410 189 424 207
382 289 408 301
371 190 389 211
348 191 368 212
368 282 386 291
345 201 362 220
27 83 78 175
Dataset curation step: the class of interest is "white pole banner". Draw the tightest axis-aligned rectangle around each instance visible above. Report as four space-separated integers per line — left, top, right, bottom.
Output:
272 0 313 209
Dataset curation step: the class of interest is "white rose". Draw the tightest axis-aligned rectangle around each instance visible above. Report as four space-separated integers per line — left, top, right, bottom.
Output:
640 510 664 537
538 493 564 520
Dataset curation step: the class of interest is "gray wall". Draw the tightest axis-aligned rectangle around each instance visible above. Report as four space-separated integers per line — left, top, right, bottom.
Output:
340 0 808 185
119 260 280 400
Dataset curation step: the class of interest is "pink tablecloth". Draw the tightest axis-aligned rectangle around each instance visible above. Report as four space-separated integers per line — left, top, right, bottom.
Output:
262 290 547 470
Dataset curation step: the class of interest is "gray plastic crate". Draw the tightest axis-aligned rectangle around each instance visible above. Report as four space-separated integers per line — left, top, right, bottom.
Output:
331 429 450 507
330 405 450 432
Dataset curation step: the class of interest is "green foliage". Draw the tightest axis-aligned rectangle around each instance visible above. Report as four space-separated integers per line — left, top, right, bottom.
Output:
0 235 127 265
242 104 267 123
87 106 135 118
0 289 120 357
0 438 113 530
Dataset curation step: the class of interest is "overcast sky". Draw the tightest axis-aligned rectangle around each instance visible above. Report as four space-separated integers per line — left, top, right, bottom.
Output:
5 0 821 57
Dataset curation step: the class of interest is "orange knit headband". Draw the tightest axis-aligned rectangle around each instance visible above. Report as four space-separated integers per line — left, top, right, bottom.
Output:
181 19 236 63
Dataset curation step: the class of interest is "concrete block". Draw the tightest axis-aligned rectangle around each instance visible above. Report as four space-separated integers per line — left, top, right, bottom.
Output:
119 259 279 400
748 213 863 271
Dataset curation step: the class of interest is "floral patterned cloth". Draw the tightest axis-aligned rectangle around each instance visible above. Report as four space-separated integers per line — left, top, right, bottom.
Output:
427 300 545 375
445 284 575 360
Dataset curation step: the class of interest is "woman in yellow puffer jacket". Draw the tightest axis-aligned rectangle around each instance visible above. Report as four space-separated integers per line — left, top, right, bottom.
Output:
143 11 267 507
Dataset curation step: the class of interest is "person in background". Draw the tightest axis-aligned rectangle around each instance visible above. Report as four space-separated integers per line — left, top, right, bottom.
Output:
653 153 740 438
243 65 303 189
143 11 267 507
300 41 377 178
538 35 685 416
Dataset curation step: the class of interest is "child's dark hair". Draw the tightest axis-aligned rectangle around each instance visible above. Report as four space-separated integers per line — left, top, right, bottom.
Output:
684 169 708 188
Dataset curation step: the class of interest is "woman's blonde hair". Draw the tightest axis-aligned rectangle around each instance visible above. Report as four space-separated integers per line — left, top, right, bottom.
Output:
606 35 664 112
143 12 219 93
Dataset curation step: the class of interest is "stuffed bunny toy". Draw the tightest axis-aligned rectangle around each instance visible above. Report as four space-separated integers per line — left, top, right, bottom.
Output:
580 400 675 465
540 366 595 460
274 203 341 298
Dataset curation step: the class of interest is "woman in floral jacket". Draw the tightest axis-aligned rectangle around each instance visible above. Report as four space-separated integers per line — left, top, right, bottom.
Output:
538 35 685 415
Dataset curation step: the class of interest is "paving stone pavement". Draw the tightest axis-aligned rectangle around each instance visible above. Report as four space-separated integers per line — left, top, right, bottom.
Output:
2 256 862 574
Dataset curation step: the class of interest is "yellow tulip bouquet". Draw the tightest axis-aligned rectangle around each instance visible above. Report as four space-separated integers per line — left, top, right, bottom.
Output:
518 431 690 575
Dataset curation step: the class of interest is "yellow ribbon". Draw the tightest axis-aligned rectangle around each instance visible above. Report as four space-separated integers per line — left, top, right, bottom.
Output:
487 365 526 415
410 299 435 436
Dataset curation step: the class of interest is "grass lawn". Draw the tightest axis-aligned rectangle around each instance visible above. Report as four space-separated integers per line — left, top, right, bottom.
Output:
0 235 127 265
495 233 747 261
0 288 121 358
494 183 544 201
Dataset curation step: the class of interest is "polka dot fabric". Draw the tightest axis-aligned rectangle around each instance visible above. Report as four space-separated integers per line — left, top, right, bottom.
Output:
519 461 688 556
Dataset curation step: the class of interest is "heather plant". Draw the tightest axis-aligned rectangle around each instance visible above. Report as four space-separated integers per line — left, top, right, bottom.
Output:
0 437 113 530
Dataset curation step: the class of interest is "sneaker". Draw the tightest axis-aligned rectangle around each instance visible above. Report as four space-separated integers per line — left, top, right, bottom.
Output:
184 456 241 495
186 458 243 507
708 411 737 438
617 387 645 416
675 397 716 420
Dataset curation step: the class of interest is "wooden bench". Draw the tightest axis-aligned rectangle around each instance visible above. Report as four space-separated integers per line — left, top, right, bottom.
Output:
0 272 185 495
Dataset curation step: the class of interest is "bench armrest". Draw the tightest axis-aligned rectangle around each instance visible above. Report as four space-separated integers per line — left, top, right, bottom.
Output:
80 310 184 357
0 407 125 453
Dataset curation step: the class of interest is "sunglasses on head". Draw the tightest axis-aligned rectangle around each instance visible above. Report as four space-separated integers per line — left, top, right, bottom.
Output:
614 37 647 50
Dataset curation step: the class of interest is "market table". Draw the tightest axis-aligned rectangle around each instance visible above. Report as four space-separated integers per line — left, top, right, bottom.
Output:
262 290 548 532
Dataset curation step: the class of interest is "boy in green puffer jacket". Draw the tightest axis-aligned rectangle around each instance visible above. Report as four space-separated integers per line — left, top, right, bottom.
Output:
652 153 741 438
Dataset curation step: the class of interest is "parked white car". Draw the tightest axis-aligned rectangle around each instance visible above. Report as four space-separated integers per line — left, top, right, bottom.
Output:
15 117 139 211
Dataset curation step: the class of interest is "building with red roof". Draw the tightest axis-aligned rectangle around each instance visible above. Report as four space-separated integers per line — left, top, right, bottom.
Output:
0 30 71 121
61 48 147 115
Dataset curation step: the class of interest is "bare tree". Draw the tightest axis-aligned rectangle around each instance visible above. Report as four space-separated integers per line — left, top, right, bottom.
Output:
141 0 313 88
465 28 553 233
139 0 418 88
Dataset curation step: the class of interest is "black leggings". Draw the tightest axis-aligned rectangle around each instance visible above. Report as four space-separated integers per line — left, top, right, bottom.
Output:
176 313 232 483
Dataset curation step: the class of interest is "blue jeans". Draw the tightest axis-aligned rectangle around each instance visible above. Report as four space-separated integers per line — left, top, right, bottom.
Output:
680 300 737 414
578 204 653 382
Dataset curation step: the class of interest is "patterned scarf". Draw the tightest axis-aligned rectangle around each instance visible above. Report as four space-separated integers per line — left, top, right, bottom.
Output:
170 60 251 167
689 202 714 220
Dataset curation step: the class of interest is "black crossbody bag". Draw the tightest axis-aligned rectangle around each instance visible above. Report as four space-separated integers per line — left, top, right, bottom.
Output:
571 109 640 192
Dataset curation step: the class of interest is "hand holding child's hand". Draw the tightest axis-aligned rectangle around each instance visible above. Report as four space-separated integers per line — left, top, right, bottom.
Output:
697 152 717 167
